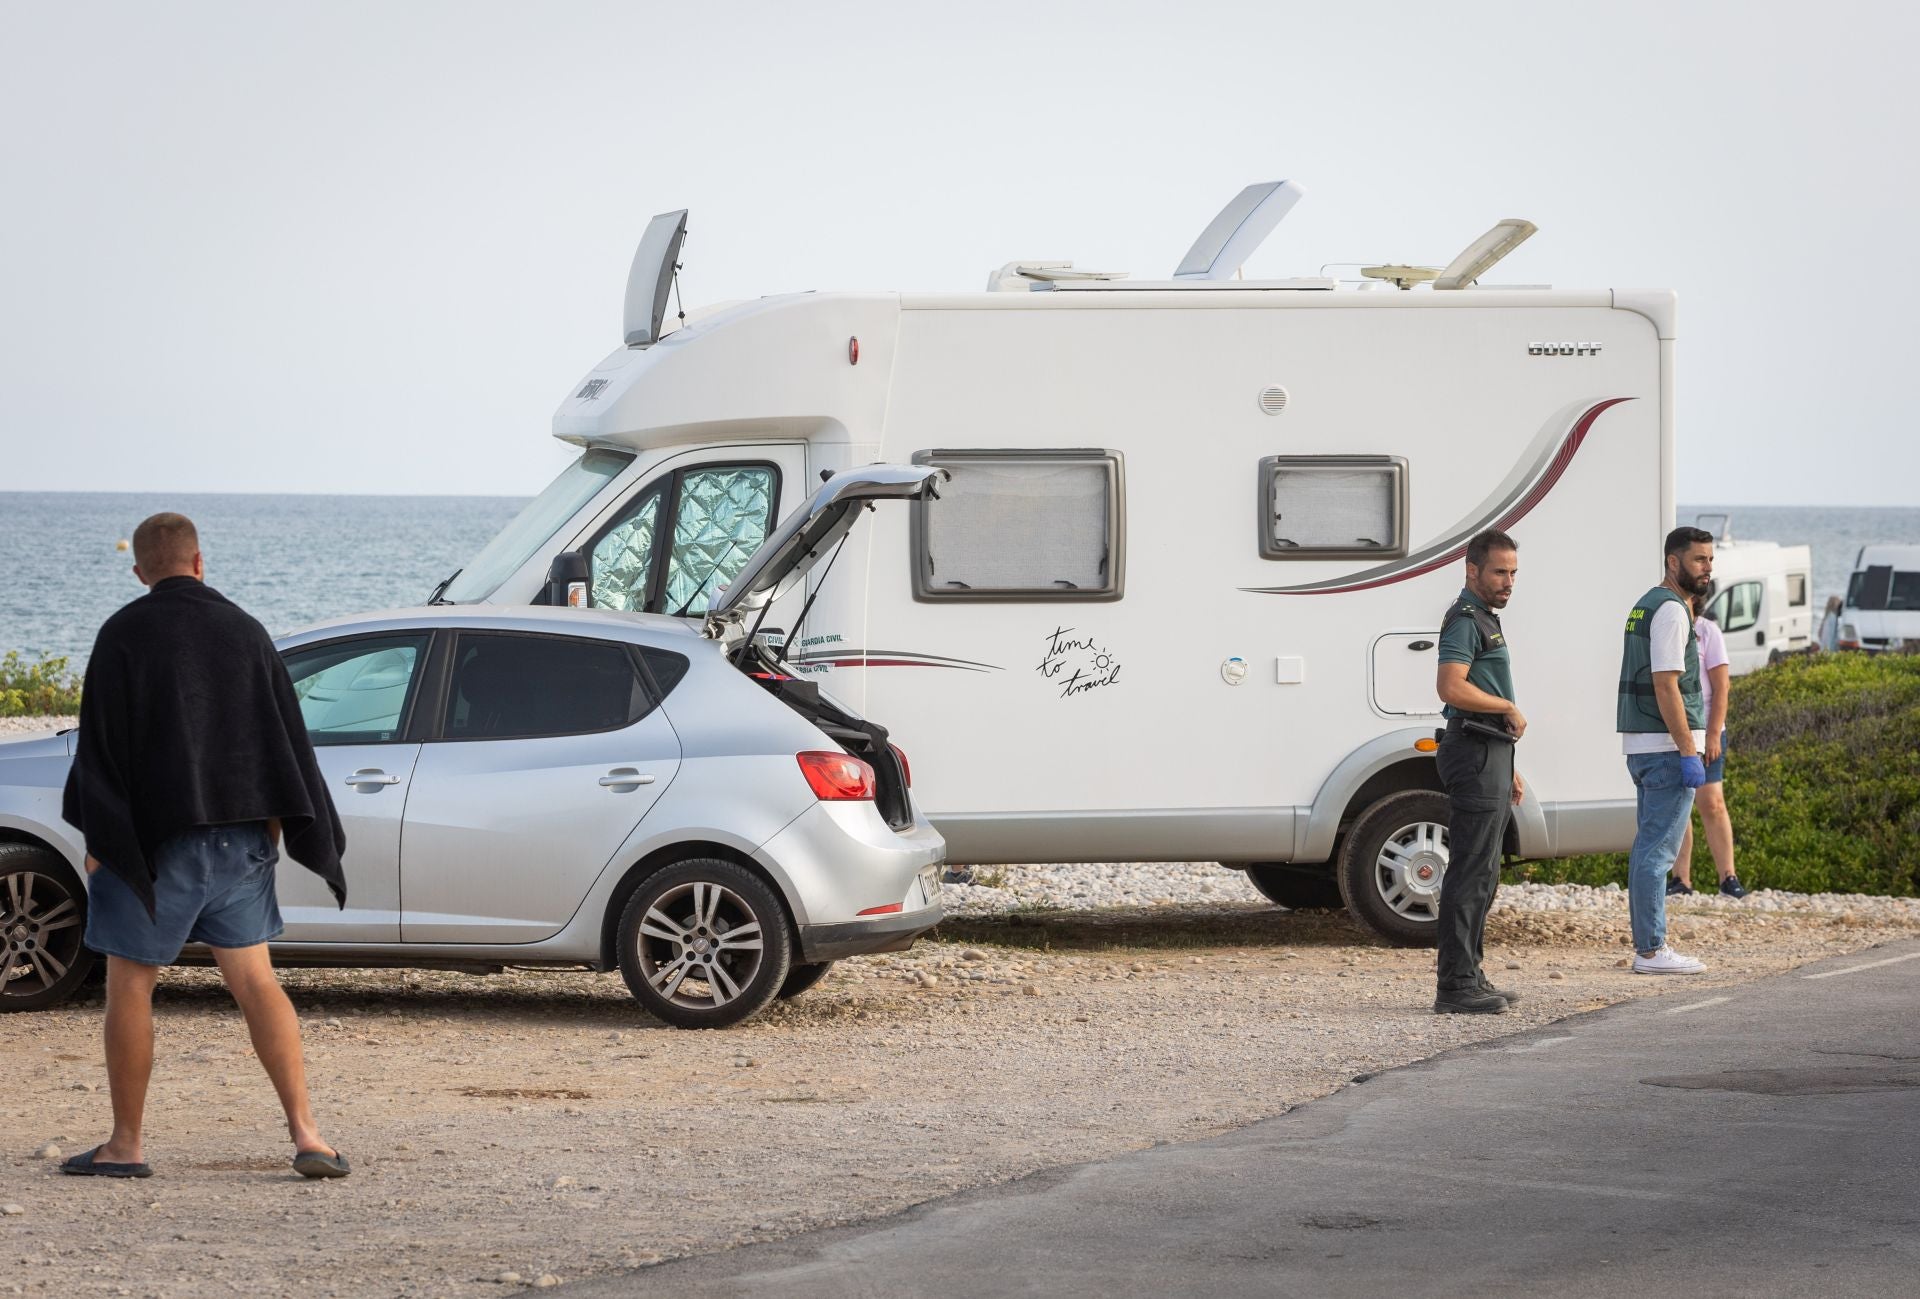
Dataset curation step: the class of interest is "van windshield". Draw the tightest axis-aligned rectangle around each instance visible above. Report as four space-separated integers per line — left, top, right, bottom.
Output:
442 449 634 602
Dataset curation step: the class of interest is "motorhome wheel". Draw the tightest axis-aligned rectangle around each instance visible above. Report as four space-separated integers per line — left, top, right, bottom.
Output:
0 843 96 1013
616 858 794 1029
1336 791 1450 946
1245 864 1344 911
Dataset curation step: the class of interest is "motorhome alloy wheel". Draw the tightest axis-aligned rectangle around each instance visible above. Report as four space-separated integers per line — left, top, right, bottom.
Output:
617 858 793 1028
0 844 95 1013
1336 790 1450 946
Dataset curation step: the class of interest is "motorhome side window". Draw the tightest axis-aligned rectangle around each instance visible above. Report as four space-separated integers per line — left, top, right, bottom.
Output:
909 450 1124 602
587 464 778 615
1258 456 1409 560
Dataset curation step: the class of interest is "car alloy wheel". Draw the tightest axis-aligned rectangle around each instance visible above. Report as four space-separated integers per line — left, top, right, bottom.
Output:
617 857 793 1028
0 844 96 1012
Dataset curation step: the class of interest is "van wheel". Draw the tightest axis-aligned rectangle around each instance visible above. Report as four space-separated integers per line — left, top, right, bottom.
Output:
1336 791 1450 947
1245 864 1344 910
777 961 835 1000
0 843 96 1013
616 858 793 1029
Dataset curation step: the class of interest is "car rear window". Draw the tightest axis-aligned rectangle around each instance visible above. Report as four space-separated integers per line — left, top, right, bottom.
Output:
443 632 651 740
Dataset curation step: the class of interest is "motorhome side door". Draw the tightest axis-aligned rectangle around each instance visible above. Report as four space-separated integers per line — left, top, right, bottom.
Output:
564 445 809 623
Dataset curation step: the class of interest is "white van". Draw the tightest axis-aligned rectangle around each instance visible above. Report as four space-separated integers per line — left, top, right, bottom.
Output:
1692 516 1813 674
435 185 1682 943
1836 544 1920 652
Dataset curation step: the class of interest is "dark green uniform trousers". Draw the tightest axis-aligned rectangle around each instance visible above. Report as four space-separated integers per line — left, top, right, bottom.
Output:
1435 731 1514 992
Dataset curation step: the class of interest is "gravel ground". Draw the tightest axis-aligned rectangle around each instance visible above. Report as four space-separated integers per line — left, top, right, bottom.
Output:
4 874 1917 1298
0 717 75 738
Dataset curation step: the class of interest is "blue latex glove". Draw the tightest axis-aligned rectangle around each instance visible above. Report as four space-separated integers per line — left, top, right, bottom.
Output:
1679 755 1707 788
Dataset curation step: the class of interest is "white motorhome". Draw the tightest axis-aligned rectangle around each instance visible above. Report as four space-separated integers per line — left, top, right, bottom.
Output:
1836 544 1920 652
1692 515 1813 673
437 183 1681 942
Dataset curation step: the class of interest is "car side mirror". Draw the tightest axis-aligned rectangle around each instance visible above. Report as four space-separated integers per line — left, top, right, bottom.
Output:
545 551 589 607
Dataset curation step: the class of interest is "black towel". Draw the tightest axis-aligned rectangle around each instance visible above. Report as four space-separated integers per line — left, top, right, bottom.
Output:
62 576 346 918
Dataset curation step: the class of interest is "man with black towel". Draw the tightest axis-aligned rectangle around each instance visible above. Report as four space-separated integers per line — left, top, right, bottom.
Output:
1431 529 1528 1015
60 512 351 1179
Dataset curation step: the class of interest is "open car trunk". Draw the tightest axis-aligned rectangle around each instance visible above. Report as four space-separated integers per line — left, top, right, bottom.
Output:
735 641 914 831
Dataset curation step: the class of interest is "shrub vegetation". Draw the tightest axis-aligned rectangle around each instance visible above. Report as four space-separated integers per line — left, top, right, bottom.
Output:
1515 653 1920 897
0 651 84 717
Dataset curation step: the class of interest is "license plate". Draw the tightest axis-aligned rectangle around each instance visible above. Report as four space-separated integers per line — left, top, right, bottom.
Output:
919 865 943 899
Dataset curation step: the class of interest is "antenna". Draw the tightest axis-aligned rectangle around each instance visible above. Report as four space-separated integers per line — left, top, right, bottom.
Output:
622 209 689 347
1173 181 1304 280
1432 218 1537 290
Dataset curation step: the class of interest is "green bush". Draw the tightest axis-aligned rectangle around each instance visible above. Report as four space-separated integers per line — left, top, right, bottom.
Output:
0 651 83 717
1516 653 1920 897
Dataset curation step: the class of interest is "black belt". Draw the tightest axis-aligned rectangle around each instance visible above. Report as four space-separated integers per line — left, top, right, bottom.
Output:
1440 715 1517 743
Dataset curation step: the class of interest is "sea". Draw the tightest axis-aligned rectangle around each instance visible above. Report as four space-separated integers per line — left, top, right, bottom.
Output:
1 493 1916 671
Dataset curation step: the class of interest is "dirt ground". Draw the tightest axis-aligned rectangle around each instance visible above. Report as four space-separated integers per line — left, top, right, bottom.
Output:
4 900 1916 1297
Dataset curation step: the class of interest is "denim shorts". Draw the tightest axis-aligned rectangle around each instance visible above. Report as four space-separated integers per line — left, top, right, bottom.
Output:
1703 729 1729 784
84 822 284 966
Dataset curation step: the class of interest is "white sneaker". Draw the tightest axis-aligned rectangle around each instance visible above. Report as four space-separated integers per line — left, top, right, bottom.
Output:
1633 945 1707 975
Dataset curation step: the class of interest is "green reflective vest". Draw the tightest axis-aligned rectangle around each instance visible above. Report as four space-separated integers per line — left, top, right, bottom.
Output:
1617 585 1704 733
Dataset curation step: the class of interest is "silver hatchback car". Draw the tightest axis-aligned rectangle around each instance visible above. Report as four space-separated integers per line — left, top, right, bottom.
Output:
0 467 948 1027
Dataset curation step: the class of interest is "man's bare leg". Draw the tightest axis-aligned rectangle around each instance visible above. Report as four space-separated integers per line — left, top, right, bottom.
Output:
1697 782 1736 882
210 943 335 1158
97 957 161 1164
1674 819 1695 890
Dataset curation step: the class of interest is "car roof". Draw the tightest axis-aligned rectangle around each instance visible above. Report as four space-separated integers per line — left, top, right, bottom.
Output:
277 604 710 649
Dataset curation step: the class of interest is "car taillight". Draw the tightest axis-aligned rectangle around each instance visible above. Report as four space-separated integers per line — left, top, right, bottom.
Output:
797 751 876 801
890 743 911 787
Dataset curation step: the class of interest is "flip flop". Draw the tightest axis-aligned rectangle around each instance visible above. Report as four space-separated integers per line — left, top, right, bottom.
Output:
60 1145 153 1179
292 1148 350 1179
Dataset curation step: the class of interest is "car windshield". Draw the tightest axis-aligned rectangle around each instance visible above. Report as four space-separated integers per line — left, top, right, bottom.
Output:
441 449 634 602
1891 572 1920 611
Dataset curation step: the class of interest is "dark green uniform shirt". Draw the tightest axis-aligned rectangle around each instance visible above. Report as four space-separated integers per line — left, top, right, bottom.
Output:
1438 587 1514 719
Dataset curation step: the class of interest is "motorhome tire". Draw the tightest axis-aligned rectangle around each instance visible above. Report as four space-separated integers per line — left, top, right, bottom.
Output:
777 961 835 999
1245 864 1344 910
616 858 794 1029
0 843 96 1013
1336 791 1450 947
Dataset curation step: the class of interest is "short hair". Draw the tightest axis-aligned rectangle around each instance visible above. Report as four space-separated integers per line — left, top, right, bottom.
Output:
132 512 200 574
1665 526 1713 561
1465 529 1517 569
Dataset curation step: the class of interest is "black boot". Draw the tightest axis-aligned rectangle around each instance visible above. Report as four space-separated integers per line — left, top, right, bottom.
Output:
1434 986 1509 1014
1478 978 1522 1006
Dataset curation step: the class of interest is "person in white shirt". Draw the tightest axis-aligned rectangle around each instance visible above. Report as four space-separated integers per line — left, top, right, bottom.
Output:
1615 527 1714 974
1669 586 1748 899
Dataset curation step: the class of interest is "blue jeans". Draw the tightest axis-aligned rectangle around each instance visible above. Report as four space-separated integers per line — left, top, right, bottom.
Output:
1626 753 1696 953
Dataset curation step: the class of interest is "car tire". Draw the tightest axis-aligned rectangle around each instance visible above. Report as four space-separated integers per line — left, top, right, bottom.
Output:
0 842 97 1013
776 961 835 1000
1336 790 1451 947
616 857 793 1029
1245 863 1344 910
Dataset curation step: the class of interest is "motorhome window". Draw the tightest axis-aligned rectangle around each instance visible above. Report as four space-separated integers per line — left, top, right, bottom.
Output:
1259 456 1408 560
441 449 634 603
1722 580 1763 633
442 633 651 740
1787 573 1808 607
283 634 430 746
910 451 1123 601
1854 565 1894 611
589 485 665 611
663 466 778 615
585 464 777 615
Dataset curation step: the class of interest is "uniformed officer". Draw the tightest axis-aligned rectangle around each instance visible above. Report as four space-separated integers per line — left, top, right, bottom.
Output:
1432 529 1527 1014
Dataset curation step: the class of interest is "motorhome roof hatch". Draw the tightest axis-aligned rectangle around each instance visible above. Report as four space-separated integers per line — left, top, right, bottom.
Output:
1432 218 1537 290
622 209 688 347
1173 180 1304 280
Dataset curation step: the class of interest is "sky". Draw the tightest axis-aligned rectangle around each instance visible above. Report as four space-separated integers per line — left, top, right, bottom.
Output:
2 0 1916 504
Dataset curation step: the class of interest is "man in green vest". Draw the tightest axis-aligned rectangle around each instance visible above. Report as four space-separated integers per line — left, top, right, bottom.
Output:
1432 529 1527 1014
1617 526 1715 975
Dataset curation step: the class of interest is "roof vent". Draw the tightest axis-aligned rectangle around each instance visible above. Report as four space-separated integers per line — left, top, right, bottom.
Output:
1258 385 1290 416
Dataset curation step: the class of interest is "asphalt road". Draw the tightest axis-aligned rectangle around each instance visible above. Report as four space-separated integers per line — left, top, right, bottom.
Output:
572 940 1920 1299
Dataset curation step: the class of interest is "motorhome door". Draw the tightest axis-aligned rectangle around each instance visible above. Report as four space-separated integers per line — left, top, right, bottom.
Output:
562 444 809 631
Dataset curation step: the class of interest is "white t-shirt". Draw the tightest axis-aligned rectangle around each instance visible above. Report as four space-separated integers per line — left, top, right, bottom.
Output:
1622 599 1710 755
1696 616 1730 720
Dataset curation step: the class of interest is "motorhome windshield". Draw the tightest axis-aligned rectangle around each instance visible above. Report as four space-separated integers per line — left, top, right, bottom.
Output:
442 449 634 602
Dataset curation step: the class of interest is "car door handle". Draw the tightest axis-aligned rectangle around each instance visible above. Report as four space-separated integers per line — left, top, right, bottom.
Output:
343 769 402 787
598 768 657 788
